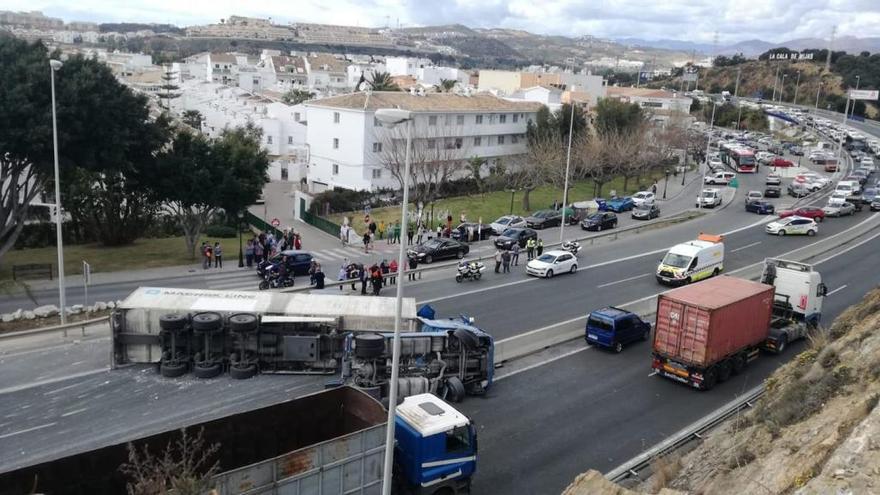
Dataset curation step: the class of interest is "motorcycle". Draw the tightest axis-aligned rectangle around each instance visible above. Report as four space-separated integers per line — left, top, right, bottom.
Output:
455 261 486 283
259 270 294 290
562 240 582 256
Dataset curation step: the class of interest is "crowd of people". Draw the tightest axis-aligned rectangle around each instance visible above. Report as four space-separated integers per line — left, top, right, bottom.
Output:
241 230 303 268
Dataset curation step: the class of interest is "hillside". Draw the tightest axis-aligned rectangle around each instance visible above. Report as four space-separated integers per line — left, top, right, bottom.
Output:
562 287 880 495
616 36 880 57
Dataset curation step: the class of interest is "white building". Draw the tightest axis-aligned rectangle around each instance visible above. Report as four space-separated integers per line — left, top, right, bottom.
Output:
303 91 542 192
604 87 693 126
206 53 237 85
509 86 563 111
385 56 433 77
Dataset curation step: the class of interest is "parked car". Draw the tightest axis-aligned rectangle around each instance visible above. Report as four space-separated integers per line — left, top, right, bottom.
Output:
778 207 825 222
764 185 782 198
256 250 314 277
606 196 635 213
632 191 656 206
451 223 494 242
822 202 856 217
490 215 527 235
790 146 804 156
407 238 469 263
745 190 764 204
494 227 538 249
746 200 776 215
696 188 722 208
632 203 660 220
765 216 819 236
765 173 782 185
788 182 811 197
585 307 651 353
770 157 794 168
708 158 723 170
525 209 563 229
526 250 578 278
581 212 618 231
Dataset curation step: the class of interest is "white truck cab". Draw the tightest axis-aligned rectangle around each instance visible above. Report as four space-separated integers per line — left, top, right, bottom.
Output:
656 233 725 285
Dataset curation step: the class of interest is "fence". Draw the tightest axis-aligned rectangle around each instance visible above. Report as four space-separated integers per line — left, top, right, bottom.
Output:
301 209 343 238
244 211 283 238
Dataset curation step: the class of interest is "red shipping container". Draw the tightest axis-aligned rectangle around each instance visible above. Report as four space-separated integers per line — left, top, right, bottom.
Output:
654 276 774 368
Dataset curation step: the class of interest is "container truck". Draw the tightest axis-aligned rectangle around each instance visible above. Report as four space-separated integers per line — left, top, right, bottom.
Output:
652 259 826 390
0 386 477 495
111 288 494 402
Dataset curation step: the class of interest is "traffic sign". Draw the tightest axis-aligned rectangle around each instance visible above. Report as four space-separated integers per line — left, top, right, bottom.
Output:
271 218 281 227
848 89 879 100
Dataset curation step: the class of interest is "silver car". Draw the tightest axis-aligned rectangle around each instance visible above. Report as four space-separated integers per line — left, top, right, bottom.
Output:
822 202 856 217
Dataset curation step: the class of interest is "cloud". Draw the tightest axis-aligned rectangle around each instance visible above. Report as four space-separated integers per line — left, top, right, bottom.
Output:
4 0 880 44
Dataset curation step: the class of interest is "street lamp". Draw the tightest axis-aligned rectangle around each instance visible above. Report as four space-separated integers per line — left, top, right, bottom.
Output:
850 75 861 120
793 70 801 105
509 189 516 215
700 101 718 210
238 211 245 268
374 107 414 495
663 169 670 199
559 102 577 244
50 59 67 324
779 74 788 102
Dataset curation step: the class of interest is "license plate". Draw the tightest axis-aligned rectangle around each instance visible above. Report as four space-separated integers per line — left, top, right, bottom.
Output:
661 277 671 282
587 333 597 340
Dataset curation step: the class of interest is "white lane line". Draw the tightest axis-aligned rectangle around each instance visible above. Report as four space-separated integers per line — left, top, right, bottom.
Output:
0 368 109 396
0 422 57 439
730 241 762 253
826 285 847 296
495 345 592 382
648 370 659 377
60 408 88 417
597 273 651 288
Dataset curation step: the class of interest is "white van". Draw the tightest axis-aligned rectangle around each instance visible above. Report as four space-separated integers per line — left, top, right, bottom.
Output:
656 234 725 285
836 180 860 195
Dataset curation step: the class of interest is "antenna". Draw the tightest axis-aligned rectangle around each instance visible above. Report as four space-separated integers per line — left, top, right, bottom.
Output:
825 25 836 72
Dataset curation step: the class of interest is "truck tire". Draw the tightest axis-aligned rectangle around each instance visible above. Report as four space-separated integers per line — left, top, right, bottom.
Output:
159 313 187 332
732 354 746 375
355 334 385 359
230 363 258 380
454 329 479 350
701 368 718 391
192 312 223 333
193 362 222 379
160 361 187 378
775 335 788 354
229 313 258 333
444 376 466 403
718 360 732 382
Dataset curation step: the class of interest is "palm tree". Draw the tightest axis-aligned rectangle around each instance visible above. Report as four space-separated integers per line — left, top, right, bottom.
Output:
437 78 457 92
368 71 400 91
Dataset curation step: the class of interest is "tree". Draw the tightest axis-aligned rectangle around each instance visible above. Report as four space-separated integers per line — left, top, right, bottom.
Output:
181 110 203 130
594 98 645 135
466 156 487 195
281 88 315 105
120 427 220 495
158 65 180 110
436 78 457 92
154 125 269 259
368 71 400 91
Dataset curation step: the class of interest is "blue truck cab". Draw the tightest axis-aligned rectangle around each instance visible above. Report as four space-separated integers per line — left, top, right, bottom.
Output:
395 393 478 494
585 307 651 353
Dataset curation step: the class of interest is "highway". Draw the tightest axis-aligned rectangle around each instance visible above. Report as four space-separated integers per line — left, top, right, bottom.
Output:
1 112 877 492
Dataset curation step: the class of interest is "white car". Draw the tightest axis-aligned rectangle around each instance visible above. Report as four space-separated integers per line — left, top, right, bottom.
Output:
708 158 723 169
490 215 526 235
526 250 578 278
756 151 775 164
696 188 722 208
704 171 736 185
632 191 656 206
765 216 818 236
827 192 848 206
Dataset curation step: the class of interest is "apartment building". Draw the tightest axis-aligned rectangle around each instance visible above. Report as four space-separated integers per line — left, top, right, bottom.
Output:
479 69 606 105
604 87 693 126
303 91 542 192
304 53 349 92
207 53 237 85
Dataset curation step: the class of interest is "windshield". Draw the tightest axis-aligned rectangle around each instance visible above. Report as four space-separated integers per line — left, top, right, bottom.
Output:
501 228 519 237
588 316 614 332
702 191 716 198
534 211 553 218
423 239 443 249
662 253 692 268
496 217 511 225
635 204 651 210
536 254 556 263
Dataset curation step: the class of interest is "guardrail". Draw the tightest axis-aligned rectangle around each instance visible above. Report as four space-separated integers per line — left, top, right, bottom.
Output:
0 315 110 341
245 211 283 238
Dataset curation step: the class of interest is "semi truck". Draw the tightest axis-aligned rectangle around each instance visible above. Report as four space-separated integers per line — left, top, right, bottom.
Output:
111 288 494 402
652 258 826 390
0 386 477 495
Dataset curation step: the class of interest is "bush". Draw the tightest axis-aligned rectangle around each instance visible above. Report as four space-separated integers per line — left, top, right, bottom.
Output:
142 215 182 238
14 222 85 249
204 225 238 238
309 189 378 215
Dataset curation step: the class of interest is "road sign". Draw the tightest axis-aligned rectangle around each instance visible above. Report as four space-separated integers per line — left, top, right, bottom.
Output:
83 261 91 285
848 89 879 100
683 73 698 82
271 218 281 227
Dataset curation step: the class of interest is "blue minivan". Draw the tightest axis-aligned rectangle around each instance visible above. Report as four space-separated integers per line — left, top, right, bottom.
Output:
585 307 651 353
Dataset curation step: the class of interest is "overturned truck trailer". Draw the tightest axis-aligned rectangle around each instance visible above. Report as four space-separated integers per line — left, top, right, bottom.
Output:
111 287 494 401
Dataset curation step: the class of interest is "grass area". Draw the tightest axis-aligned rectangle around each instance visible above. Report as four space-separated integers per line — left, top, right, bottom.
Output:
328 176 666 230
0 235 234 281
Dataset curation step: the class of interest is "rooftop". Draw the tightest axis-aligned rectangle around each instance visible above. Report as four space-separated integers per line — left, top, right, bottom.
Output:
209 53 237 64
606 87 687 99
396 393 470 437
306 91 544 112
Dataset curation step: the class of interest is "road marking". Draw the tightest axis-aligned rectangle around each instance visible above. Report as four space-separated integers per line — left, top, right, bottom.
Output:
648 370 659 377
495 345 592 382
597 273 651 288
826 285 847 296
60 408 88 417
0 422 56 439
0 368 108 396
730 241 762 253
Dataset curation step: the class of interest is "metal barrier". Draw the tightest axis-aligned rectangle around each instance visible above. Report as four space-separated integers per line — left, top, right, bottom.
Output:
301 209 342 238
244 211 283 238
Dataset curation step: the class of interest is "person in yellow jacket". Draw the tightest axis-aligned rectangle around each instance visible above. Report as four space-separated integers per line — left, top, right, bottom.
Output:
526 238 536 261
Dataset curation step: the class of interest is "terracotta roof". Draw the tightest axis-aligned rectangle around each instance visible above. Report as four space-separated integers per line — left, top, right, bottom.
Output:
606 87 685 99
305 91 544 112
209 53 237 64
306 53 347 73
271 55 306 73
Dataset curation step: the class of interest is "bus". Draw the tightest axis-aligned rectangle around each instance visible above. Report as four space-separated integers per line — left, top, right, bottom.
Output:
727 148 757 173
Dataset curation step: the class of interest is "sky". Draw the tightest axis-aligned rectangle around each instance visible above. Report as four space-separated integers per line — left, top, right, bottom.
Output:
4 0 880 44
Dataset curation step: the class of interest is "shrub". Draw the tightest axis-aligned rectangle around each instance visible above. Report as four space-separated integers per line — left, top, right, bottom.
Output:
204 225 237 238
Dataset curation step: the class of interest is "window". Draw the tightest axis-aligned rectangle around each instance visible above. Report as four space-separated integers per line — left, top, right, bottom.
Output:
373 116 382 127
488 114 497 124
372 169 382 179
454 138 463 149
498 135 505 145
513 114 519 123
426 138 436 148
332 164 339 175
428 115 438 126
511 135 519 144
288 136 293 144
294 112 301 121
333 138 339 149
475 115 483 124
445 115 453 126
372 142 382 153
267 136 273 144
474 136 482 147
456 115 465 125
499 114 507 124
333 112 340 123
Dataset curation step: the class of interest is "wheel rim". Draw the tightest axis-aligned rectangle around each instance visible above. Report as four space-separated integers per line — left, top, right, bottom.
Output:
546 270 553 278
778 230 786 236
808 230 815 236
425 255 432 263
615 343 623 353
571 265 577 273
457 251 464 259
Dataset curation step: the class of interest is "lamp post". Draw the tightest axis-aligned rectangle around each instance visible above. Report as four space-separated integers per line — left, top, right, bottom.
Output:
374 108 414 495
734 67 743 130
850 75 860 120
509 189 516 215
815 79 822 110
559 102 577 244
779 73 788 102
700 102 718 210
793 70 801 105
663 168 670 199
50 59 67 324
238 211 245 268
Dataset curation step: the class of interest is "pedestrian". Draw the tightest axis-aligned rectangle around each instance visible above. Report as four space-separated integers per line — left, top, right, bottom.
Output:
380 259 390 287
460 211 467 223
213 242 222 268
349 264 360 291
652 183 658 195
436 225 443 238
253 240 264 265
308 260 317 285
389 258 398 284
340 224 348 246
537 238 544 257
245 240 254 267
363 231 371 253
360 265 368 295
502 249 511 273
369 220 377 240
205 243 214 269
394 222 402 244
526 238 535 261
416 225 424 244
200 242 208 269
553 199 559 211
511 243 521 266
370 264 382 296
408 255 418 281
407 225 414 245
338 264 347 291
314 264 325 289
294 233 302 250
378 220 386 240
494 248 503 273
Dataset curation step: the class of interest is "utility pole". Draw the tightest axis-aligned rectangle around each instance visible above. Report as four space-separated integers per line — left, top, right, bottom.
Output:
734 67 743 130
793 70 801 105
850 75 861 120
771 65 780 101
815 78 822 110
825 25 836 72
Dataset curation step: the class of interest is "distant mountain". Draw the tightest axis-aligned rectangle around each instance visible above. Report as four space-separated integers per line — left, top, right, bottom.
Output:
716 39 776 57
615 36 880 58
615 38 714 54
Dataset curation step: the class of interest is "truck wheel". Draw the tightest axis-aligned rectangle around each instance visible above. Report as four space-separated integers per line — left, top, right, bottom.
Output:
159 314 187 332
701 369 718 391
192 312 223 333
444 377 466 403
193 362 222 379
776 335 788 354
160 361 187 378
713 268 720 277
718 360 732 382
230 363 258 380
355 334 385 358
229 313 258 333
613 342 624 353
